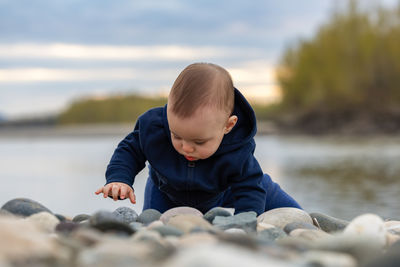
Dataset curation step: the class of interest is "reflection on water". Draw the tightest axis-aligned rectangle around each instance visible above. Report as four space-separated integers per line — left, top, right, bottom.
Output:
0 129 399 220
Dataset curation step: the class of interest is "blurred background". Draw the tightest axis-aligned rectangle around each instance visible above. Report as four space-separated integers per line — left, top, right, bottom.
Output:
1 0 400 220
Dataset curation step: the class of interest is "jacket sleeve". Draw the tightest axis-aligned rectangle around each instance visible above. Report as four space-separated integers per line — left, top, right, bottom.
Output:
229 153 267 215
105 120 147 187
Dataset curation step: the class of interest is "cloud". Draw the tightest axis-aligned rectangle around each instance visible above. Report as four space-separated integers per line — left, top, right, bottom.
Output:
0 43 245 61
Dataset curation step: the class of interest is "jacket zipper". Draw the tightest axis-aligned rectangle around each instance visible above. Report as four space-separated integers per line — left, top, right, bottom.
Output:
187 161 195 202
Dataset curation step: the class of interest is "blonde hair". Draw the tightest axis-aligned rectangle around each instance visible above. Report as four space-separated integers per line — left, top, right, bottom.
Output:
168 63 234 118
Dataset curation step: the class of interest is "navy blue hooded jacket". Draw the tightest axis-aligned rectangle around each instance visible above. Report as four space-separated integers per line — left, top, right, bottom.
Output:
106 88 268 215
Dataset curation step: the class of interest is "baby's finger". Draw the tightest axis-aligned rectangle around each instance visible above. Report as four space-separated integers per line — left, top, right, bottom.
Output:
95 187 103 195
103 185 112 198
120 186 127 200
128 190 136 204
112 184 120 201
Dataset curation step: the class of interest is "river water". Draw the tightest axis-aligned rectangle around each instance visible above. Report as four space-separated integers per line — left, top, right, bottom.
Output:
1 126 399 220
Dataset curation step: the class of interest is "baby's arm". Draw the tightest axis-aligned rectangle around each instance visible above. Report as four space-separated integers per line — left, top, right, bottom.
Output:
95 182 136 204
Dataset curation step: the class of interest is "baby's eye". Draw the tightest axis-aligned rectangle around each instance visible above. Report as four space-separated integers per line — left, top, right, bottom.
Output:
172 134 181 140
195 141 206 145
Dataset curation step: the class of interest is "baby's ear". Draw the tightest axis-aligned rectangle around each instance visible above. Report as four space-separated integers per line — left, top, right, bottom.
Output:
224 115 238 134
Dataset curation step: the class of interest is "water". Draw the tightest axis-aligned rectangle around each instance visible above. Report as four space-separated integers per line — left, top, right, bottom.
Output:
1 127 399 220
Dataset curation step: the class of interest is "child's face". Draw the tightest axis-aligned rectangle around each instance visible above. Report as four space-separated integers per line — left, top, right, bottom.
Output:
167 106 237 161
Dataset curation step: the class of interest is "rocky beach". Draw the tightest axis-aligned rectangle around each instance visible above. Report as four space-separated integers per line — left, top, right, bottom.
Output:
0 198 399 267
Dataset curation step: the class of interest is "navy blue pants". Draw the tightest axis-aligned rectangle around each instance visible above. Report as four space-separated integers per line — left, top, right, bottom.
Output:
143 174 301 214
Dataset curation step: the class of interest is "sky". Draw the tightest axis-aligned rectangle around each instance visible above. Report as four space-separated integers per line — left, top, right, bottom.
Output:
0 0 397 119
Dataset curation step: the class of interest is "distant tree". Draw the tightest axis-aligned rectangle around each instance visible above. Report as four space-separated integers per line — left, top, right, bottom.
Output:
276 0 400 118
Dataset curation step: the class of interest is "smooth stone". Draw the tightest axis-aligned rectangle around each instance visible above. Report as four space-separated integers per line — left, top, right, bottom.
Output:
224 228 246 235
178 233 218 247
147 220 164 229
163 243 292 267
70 228 103 246
151 225 184 237
257 222 277 232
89 210 134 235
0 216 60 261
213 211 257 233
283 221 318 234
310 212 349 233
300 251 357 267
312 233 384 264
363 240 400 267
289 229 331 241
54 214 67 222
160 207 203 224
257 208 313 229
113 207 138 224
203 207 232 223
77 237 173 266
385 220 400 235
131 229 162 242
257 227 287 242
167 214 213 233
55 221 80 235
387 233 400 246
73 214 91 223
1 198 52 217
129 221 144 232
25 211 60 233
137 209 162 225
343 213 387 247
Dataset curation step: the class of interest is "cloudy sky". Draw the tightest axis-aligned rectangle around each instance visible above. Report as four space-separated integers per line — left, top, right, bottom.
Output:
0 0 397 119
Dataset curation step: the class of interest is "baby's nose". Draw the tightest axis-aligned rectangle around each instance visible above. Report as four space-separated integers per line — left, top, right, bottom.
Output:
182 141 194 153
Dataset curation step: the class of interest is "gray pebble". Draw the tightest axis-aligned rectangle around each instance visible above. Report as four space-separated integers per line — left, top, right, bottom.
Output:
310 212 349 233
152 225 184 237
90 210 134 235
258 227 287 242
137 209 162 225
113 207 138 224
203 207 232 223
213 211 257 233
1 198 52 217
73 214 91 223
283 222 318 234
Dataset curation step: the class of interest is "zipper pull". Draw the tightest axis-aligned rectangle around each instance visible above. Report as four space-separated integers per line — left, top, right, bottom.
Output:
188 162 195 167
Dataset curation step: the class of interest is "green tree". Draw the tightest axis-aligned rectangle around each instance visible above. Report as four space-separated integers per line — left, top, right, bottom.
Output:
277 0 400 120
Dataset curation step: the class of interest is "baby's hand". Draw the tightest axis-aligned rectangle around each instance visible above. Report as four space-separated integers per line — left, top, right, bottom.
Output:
95 182 136 204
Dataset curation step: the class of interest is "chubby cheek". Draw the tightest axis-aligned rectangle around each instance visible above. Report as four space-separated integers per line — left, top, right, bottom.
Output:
171 139 181 154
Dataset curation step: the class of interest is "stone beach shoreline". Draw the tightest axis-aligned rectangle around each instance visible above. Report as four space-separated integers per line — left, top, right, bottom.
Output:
1 198 399 267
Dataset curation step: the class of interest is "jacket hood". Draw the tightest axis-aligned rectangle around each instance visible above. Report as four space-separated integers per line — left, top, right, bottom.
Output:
162 88 257 156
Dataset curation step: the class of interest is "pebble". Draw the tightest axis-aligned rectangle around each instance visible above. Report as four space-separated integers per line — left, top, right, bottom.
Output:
1 198 52 217
168 214 213 233
151 225 184 237
212 211 257 233
89 210 134 235
257 208 313 229
300 251 357 267
137 209 162 225
289 229 330 241
203 207 232 223
73 214 91 223
385 220 400 235
55 221 80 235
25 211 60 233
1 199 399 267
343 213 387 247
112 206 138 224
160 207 203 224
310 212 349 233
283 221 318 234
257 227 287 242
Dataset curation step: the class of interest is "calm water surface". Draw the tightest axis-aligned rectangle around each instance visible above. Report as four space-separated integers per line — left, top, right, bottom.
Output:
1 127 399 220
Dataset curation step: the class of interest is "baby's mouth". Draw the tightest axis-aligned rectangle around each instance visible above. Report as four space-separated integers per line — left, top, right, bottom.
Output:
184 155 197 161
